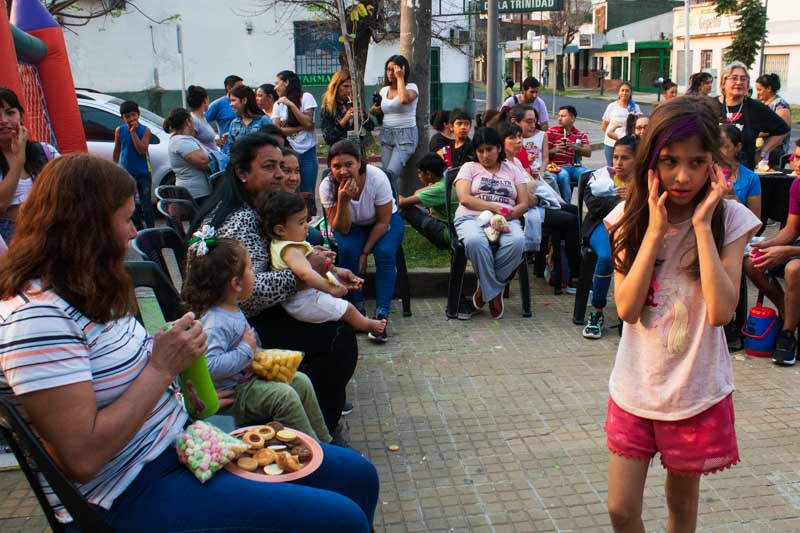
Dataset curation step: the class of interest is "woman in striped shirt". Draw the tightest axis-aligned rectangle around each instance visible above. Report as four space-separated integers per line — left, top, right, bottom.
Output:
0 154 378 531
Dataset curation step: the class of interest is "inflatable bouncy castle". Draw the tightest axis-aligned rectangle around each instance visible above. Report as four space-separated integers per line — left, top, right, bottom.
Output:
0 0 86 153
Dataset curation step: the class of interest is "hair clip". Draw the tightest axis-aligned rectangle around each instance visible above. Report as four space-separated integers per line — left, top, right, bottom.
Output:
188 225 217 256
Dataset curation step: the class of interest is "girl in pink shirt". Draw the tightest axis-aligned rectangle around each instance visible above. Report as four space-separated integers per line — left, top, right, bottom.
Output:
604 97 761 531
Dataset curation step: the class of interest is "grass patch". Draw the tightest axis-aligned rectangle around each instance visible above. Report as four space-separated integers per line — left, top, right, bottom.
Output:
317 136 381 159
791 106 800 124
401 224 451 269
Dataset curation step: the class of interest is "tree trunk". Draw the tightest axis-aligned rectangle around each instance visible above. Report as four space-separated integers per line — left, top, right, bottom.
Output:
556 54 565 91
398 0 431 195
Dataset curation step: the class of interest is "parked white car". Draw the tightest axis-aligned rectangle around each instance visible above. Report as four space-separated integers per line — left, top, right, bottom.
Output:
76 89 174 195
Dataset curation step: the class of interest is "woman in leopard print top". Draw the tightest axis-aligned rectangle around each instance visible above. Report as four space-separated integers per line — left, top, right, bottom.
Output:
192 133 360 434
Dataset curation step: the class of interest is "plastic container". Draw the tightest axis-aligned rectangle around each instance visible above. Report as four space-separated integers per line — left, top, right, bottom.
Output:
741 299 778 358
163 322 219 419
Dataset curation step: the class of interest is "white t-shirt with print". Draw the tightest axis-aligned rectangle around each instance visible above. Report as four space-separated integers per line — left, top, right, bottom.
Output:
320 165 398 226
523 131 546 171
603 200 761 421
272 92 318 154
379 83 419 129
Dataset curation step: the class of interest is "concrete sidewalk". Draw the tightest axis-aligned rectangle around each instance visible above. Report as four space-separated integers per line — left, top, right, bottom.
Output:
3 255 800 532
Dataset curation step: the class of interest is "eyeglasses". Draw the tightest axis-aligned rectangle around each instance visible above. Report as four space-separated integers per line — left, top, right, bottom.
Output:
727 75 749 83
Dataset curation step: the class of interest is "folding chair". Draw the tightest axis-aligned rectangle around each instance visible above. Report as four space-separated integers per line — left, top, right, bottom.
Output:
0 397 112 532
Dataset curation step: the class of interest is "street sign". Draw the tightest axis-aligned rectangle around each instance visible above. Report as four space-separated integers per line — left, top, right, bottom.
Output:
546 36 563 57
469 0 564 14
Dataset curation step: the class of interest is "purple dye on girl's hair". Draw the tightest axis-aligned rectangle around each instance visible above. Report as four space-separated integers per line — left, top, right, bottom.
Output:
648 115 702 169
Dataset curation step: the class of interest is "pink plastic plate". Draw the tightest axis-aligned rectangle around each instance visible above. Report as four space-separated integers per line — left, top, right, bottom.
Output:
224 426 323 482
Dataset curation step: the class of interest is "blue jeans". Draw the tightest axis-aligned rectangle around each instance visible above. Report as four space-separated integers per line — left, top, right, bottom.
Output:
0 218 15 243
132 172 155 229
555 165 590 203
589 224 613 309
604 145 614 167
90 444 378 532
298 147 319 199
454 216 524 301
334 211 405 317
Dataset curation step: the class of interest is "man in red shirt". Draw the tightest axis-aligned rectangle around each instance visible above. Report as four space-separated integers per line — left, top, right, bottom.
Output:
546 105 592 203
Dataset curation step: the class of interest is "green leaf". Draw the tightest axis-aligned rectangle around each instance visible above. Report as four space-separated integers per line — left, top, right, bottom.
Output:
338 35 345 43
348 33 356 39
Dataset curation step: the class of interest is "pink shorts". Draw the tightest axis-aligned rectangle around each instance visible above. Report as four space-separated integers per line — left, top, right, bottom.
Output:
604 394 739 477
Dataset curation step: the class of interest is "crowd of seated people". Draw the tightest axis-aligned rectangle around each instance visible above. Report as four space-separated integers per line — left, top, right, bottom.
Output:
1 56 799 532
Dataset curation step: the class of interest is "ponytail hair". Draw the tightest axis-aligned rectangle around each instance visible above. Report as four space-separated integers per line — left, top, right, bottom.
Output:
163 107 191 133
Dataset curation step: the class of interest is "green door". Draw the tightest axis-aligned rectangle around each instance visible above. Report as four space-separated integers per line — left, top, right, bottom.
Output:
431 47 442 112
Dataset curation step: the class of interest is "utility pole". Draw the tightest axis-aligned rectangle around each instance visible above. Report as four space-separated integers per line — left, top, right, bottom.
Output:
684 0 690 88
759 0 769 75
486 0 500 109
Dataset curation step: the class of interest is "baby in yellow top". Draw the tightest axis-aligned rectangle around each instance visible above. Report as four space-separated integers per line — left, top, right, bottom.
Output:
263 192 386 335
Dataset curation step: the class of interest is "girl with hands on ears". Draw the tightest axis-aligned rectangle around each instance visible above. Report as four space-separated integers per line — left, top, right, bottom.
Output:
602 97 761 533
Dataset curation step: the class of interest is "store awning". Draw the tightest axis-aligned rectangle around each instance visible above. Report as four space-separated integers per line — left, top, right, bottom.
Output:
565 44 579 54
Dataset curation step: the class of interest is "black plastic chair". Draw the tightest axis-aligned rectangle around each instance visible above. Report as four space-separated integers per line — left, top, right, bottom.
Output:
156 198 198 241
571 170 623 336
0 397 113 532
155 185 199 208
319 167 412 317
125 260 182 323
443 166 531 319
572 170 598 325
132 227 187 289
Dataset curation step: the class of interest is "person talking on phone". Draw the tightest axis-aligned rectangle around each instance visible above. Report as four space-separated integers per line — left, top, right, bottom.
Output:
372 55 418 185
320 71 374 148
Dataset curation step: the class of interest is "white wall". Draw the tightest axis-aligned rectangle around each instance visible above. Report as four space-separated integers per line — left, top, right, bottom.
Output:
605 11 673 44
65 0 298 92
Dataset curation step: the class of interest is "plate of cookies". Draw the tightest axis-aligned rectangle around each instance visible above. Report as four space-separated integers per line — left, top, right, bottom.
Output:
225 422 323 482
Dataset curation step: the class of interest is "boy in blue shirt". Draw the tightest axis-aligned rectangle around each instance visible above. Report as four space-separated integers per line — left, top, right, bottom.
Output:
113 100 154 229
206 74 243 152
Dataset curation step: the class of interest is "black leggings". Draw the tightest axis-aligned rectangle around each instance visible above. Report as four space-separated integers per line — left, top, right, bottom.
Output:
542 204 581 278
249 307 358 433
401 205 450 250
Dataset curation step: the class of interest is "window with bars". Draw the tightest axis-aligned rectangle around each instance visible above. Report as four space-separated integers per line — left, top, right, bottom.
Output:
293 21 343 79
764 54 790 86
700 50 712 69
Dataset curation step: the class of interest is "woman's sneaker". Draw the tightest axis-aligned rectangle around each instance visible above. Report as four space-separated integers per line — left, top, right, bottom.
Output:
368 314 388 343
773 330 797 366
582 311 604 339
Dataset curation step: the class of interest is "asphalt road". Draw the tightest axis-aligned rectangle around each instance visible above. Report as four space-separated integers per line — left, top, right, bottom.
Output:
473 89 800 140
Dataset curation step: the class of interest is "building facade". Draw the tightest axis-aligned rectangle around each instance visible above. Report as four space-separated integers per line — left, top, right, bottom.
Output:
672 0 800 103
63 0 471 117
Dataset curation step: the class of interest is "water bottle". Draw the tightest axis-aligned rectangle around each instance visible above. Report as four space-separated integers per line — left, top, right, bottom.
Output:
573 138 583 166
163 322 220 419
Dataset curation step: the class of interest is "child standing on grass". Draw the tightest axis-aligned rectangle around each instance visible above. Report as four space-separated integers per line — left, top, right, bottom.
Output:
604 97 761 532
262 191 387 336
181 227 332 442
113 100 154 229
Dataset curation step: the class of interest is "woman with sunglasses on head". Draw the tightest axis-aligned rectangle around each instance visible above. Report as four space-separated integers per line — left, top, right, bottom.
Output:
716 62 789 170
